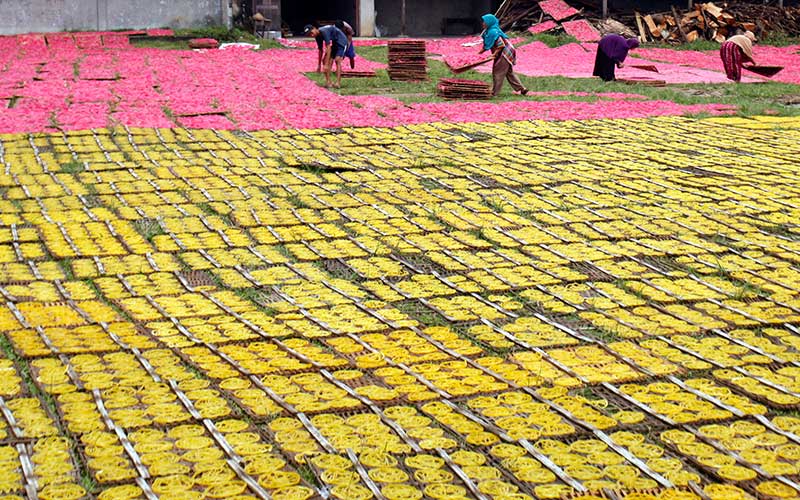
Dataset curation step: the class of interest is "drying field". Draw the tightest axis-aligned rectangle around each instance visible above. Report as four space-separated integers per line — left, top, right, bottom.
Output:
1 114 800 500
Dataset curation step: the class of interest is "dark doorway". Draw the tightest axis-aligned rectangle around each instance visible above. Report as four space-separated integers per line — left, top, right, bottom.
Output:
374 0 498 37
281 0 358 35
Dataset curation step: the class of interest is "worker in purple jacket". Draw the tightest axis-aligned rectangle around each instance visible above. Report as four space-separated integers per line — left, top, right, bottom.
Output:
593 34 640 81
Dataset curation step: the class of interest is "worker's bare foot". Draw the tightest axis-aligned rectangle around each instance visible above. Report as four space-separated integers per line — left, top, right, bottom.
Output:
521 89 529 96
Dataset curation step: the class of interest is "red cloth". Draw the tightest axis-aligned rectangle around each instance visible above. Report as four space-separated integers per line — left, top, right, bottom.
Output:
189 38 219 49
721 41 743 82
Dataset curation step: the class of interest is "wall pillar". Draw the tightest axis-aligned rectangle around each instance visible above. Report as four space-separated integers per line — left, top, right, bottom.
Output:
221 0 232 28
358 0 375 36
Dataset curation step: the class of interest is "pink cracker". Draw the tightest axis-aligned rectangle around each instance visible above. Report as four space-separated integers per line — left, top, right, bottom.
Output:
561 19 601 42
528 21 559 34
0 30 739 134
539 0 579 21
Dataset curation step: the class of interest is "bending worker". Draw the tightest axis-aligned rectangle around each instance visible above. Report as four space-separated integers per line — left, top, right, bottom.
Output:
593 33 640 81
721 31 757 82
335 20 357 69
304 23 347 88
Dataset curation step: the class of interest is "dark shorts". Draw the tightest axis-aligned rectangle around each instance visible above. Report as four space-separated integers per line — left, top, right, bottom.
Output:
344 42 355 59
330 41 346 58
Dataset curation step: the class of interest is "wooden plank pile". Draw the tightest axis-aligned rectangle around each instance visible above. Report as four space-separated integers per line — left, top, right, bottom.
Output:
636 3 740 43
618 77 667 87
387 40 428 81
342 70 377 78
496 0 549 31
728 3 800 37
437 78 493 100
496 0 587 31
635 3 800 43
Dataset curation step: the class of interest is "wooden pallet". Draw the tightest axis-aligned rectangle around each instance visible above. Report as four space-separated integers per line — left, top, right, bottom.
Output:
388 40 428 81
437 78 493 100
618 77 667 87
342 70 377 78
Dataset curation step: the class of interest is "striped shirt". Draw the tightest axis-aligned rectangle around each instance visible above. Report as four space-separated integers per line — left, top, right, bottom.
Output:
493 37 516 66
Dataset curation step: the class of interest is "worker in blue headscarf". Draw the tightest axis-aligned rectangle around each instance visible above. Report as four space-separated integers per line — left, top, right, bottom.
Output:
480 14 528 97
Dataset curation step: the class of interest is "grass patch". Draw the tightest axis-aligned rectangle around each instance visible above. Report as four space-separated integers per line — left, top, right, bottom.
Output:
307 45 488 103
313 44 800 116
286 194 310 209
59 159 85 174
197 202 235 226
296 463 321 487
197 202 217 216
357 45 390 64
86 278 137 322
335 184 361 194
761 223 800 240
235 288 279 316
131 27 283 50
760 34 800 47
274 244 295 260
133 218 165 241
483 197 508 213
527 32 580 48
419 177 449 190
614 279 649 302
292 162 332 175
317 259 363 282
82 195 105 209
582 324 621 343
643 40 721 51
161 105 176 123
732 281 767 300
48 111 62 130
58 259 76 281
130 38 192 49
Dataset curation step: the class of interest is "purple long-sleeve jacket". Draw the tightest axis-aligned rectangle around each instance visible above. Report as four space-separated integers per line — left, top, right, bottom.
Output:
599 34 640 64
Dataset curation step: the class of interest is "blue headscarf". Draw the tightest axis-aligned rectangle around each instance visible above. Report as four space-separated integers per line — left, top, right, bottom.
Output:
481 14 508 51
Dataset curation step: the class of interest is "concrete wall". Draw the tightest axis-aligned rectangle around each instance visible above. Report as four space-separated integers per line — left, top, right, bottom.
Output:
0 0 224 35
359 0 375 37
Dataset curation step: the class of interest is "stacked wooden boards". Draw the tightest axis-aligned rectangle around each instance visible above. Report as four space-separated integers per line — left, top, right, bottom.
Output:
437 78 493 100
388 40 428 81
